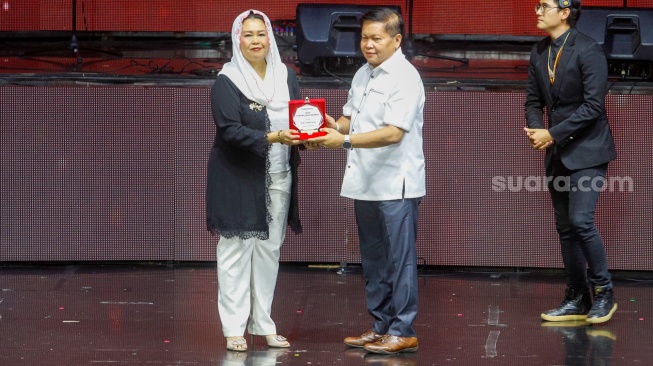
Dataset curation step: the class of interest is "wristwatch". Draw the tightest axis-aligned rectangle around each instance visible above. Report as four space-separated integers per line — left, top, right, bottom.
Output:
342 135 352 150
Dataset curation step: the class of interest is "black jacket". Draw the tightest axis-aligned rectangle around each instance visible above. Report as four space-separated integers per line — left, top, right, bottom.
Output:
525 28 616 171
206 67 302 239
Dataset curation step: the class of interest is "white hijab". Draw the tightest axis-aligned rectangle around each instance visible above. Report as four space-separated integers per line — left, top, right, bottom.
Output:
219 10 290 113
219 10 291 173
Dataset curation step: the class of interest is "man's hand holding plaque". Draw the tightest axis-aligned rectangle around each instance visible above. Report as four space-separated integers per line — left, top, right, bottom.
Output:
289 98 327 140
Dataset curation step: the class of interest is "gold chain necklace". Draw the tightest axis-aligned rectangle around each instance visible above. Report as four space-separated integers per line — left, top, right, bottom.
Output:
547 32 571 84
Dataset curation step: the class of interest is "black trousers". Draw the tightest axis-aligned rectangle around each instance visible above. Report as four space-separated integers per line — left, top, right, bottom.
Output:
547 157 612 290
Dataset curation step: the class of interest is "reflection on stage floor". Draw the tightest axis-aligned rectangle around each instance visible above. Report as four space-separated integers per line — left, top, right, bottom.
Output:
0 263 651 365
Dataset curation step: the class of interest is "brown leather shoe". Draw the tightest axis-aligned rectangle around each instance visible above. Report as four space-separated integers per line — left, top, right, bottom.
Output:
344 330 384 347
364 335 418 354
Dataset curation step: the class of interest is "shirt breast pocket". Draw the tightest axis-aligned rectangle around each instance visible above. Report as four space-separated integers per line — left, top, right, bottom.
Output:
362 89 387 122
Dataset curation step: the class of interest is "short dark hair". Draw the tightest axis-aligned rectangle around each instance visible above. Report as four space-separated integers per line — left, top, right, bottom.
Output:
566 0 582 27
361 8 404 37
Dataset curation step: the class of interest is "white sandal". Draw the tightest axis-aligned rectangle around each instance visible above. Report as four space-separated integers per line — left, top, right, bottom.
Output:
265 334 291 348
226 337 248 352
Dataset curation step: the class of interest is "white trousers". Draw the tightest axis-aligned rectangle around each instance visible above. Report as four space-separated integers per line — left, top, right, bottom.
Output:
217 171 291 337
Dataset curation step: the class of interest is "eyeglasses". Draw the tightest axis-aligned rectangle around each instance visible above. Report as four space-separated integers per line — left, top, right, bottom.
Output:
535 3 560 13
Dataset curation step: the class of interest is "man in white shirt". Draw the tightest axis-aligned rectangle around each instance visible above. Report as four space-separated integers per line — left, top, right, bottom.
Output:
309 7 425 354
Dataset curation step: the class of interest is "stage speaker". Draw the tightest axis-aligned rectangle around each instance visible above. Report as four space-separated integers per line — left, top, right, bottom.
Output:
294 4 401 76
576 6 653 79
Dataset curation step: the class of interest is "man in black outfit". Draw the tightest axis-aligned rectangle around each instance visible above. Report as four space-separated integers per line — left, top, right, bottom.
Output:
524 0 618 324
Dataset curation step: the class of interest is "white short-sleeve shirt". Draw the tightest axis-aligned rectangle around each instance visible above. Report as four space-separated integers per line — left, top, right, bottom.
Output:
340 49 426 201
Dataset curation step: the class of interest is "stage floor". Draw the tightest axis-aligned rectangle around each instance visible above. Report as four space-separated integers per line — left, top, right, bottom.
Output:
0 263 651 365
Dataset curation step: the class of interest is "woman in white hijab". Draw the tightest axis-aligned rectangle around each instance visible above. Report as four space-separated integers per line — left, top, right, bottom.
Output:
205 9 303 352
